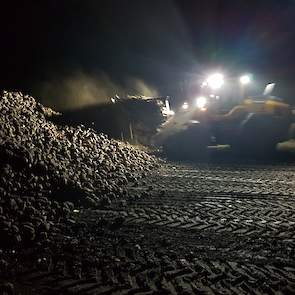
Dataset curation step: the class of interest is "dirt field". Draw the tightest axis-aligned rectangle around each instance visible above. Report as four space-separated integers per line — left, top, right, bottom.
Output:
7 162 295 294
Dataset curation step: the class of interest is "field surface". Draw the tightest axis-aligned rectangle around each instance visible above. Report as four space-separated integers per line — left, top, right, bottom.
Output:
11 162 295 294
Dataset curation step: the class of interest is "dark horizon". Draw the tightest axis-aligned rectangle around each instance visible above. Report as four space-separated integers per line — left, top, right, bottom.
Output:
1 0 295 108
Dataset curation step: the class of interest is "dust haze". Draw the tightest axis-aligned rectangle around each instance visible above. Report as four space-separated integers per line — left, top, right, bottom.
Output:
36 72 159 111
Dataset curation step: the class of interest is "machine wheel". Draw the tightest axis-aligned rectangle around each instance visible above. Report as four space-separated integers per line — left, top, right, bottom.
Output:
162 123 210 160
233 113 290 157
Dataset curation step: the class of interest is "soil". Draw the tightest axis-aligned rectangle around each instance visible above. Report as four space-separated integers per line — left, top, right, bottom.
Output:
2 162 295 295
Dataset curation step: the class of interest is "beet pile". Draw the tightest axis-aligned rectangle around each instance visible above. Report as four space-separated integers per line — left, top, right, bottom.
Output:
0 91 158 249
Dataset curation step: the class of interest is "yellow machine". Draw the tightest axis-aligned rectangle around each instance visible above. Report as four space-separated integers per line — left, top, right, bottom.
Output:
244 97 290 113
233 97 290 116
156 96 294 159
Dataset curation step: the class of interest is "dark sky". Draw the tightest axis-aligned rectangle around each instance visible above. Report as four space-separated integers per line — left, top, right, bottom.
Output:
1 0 295 105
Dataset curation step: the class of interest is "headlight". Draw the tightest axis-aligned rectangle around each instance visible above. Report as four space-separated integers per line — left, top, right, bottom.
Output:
206 73 224 89
196 96 207 109
182 102 189 110
240 75 251 85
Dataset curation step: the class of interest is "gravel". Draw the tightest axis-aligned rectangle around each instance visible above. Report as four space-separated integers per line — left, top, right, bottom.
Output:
0 91 159 251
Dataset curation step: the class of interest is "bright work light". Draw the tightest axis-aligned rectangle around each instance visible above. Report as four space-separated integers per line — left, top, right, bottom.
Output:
196 96 207 109
182 102 189 110
206 73 224 89
240 75 251 85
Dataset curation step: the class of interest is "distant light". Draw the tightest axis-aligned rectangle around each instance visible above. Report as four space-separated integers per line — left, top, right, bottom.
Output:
201 81 208 88
209 94 215 98
196 96 207 109
206 73 224 89
240 75 251 85
182 102 189 110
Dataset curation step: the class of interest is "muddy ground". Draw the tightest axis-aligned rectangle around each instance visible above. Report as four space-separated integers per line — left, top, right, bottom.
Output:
2 161 295 295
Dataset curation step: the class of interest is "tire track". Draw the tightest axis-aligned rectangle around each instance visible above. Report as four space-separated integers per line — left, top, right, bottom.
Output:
12 162 295 294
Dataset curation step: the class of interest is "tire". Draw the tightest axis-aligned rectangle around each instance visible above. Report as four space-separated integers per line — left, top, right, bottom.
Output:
233 113 290 157
162 123 210 160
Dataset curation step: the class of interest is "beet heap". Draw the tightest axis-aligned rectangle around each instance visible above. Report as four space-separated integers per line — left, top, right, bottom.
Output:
0 91 158 248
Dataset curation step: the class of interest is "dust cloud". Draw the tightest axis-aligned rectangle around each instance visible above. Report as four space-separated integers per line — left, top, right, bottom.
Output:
126 78 159 97
35 72 159 111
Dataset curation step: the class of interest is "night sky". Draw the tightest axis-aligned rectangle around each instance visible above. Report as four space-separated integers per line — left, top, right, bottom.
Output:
1 0 295 108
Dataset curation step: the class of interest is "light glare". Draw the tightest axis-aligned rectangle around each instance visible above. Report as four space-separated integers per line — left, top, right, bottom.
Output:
196 96 207 109
206 73 224 89
240 75 251 85
182 102 189 110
